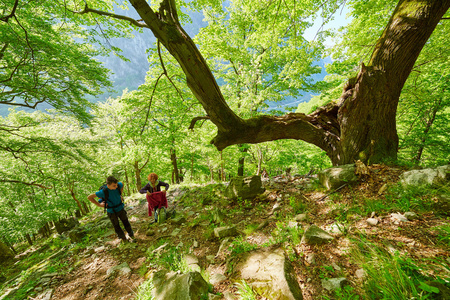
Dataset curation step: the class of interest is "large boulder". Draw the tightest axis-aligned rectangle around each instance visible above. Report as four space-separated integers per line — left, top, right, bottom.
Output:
400 165 450 187
0 241 14 263
231 247 303 300
224 176 265 200
318 164 358 190
54 217 79 234
151 270 210 300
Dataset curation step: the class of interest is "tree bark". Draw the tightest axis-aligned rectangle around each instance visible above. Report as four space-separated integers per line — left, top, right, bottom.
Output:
170 148 180 184
70 187 85 215
125 0 450 165
25 234 33 246
237 145 248 176
134 160 142 191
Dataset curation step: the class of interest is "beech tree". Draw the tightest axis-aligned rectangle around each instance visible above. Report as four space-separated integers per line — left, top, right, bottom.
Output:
69 0 449 166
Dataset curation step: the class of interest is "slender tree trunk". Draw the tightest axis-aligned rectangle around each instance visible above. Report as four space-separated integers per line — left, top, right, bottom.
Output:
82 201 90 214
256 146 263 176
191 152 195 181
237 145 248 176
70 188 85 215
124 168 131 195
220 151 225 181
25 234 33 246
414 100 441 162
134 161 142 191
170 148 180 184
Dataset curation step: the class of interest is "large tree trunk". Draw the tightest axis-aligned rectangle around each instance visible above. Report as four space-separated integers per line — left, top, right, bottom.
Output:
121 0 450 165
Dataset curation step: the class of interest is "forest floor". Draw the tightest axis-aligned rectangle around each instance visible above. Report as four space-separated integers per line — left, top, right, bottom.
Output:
1 164 450 300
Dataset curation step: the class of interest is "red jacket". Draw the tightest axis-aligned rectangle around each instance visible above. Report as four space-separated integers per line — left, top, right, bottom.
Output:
146 191 168 216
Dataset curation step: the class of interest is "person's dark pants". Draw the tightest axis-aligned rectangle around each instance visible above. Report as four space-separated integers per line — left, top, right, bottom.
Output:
108 209 134 240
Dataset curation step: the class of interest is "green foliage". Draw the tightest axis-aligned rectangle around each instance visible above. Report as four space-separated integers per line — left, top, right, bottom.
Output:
289 196 308 214
229 236 259 256
0 0 115 123
243 224 259 236
134 279 155 300
318 265 335 280
271 221 303 245
385 184 436 212
352 239 449 300
145 242 189 272
435 224 450 247
322 286 361 300
235 280 257 300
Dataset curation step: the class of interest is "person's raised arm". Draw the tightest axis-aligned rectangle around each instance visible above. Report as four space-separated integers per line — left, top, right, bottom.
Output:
88 193 105 208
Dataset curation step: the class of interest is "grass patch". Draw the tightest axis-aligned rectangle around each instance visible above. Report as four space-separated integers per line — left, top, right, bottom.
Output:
235 280 257 300
289 196 308 214
435 224 450 246
145 241 189 272
352 238 449 300
134 279 154 300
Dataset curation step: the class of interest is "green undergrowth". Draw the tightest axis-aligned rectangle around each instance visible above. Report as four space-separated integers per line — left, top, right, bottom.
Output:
331 183 447 220
0 214 117 298
351 237 450 300
178 183 227 207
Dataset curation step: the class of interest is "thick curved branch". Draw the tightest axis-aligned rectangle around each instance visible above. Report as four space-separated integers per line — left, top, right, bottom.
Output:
211 113 340 156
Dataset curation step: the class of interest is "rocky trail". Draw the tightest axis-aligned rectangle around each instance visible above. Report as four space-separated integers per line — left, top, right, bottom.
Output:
1 164 450 300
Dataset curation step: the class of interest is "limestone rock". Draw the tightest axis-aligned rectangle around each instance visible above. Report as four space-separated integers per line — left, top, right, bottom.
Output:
183 254 199 265
321 277 348 291
391 213 408 223
404 212 419 221
302 225 333 245
152 270 210 300
400 165 450 187
170 214 186 225
318 164 358 190
210 273 227 285
366 218 378 226
224 176 265 200
232 247 303 300
355 268 366 279
295 214 307 222
214 226 239 239
35 288 53 300
107 262 131 277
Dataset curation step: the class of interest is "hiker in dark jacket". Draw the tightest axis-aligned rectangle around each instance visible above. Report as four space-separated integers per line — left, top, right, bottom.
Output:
139 173 169 194
88 176 136 243
139 173 169 222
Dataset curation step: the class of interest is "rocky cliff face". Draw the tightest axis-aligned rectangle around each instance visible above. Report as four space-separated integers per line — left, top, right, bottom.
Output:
96 8 206 101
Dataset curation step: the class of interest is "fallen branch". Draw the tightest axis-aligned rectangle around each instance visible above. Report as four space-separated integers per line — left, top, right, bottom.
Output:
318 184 347 201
